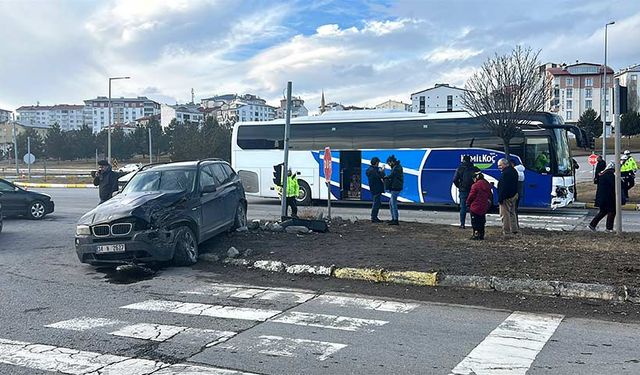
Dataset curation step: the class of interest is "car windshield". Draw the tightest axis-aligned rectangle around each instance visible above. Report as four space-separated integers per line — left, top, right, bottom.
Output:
122 169 195 193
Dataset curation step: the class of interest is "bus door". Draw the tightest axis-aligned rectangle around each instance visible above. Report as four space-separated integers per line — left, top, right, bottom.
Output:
340 151 362 200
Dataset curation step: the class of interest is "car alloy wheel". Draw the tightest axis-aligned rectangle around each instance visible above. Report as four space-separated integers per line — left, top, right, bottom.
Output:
182 229 197 262
235 203 247 228
30 201 46 220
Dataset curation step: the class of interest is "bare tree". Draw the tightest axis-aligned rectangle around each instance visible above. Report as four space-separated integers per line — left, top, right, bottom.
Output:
462 45 551 158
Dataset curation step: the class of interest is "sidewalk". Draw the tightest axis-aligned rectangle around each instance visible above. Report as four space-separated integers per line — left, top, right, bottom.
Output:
200 219 640 298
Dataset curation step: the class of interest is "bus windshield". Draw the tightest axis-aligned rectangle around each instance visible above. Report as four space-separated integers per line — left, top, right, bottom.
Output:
553 129 572 176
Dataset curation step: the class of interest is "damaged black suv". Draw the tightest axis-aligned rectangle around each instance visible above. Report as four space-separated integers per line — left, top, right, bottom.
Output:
75 159 247 266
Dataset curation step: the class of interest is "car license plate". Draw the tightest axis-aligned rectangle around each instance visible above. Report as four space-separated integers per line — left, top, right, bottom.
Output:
96 244 126 254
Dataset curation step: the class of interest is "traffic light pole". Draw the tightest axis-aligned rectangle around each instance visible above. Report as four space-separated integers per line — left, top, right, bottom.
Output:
280 81 293 220
613 78 622 234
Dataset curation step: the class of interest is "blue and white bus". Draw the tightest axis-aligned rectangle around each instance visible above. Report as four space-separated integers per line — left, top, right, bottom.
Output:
232 111 587 209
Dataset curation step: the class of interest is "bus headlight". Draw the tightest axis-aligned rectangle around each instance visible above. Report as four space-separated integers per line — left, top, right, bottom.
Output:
76 224 91 236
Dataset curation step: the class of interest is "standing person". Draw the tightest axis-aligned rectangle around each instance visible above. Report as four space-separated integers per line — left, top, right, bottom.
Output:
466 172 492 240
453 155 479 229
594 155 606 184
285 168 299 218
497 158 519 236
512 159 525 209
384 155 403 226
624 150 638 171
621 155 635 201
92 160 120 204
366 157 385 223
589 162 617 232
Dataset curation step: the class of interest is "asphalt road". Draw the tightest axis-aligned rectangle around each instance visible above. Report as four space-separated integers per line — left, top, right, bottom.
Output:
2 188 640 374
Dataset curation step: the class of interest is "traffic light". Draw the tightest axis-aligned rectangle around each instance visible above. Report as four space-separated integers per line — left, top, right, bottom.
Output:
588 135 596 150
272 163 284 186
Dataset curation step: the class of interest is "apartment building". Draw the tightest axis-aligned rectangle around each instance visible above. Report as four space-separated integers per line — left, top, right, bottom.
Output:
216 94 275 127
375 100 411 111
84 96 160 133
545 63 614 125
410 84 467 113
160 103 205 128
0 108 11 123
16 104 85 131
616 64 640 113
275 96 308 119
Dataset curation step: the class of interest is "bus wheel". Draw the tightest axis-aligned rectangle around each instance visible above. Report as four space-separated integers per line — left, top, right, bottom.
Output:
296 180 312 206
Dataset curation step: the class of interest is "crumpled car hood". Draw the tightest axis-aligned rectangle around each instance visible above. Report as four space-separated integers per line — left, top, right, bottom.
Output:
77 190 189 226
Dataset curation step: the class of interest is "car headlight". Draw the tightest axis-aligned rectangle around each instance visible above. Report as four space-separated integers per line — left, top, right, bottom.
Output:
76 225 91 236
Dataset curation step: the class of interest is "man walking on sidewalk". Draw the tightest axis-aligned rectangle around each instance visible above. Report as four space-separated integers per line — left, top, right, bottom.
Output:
497 158 519 236
384 155 403 226
453 155 479 229
366 157 385 223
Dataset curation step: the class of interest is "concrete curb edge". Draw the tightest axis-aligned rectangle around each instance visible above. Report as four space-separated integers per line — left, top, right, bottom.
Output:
208 256 640 304
13 182 96 188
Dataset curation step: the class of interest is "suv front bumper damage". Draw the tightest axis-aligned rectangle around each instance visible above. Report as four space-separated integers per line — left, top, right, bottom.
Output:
75 228 179 265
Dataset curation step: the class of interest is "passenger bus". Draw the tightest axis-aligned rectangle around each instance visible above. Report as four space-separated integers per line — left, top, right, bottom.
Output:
232 110 588 209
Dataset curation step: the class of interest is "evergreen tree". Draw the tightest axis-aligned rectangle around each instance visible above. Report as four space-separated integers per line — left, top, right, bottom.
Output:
576 108 603 139
45 123 66 160
620 111 640 139
16 128 45 160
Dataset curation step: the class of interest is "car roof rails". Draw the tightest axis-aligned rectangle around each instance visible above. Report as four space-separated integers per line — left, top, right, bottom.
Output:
197 158 225 167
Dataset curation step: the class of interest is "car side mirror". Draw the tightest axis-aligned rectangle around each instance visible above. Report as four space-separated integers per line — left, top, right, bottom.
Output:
202 185 217 194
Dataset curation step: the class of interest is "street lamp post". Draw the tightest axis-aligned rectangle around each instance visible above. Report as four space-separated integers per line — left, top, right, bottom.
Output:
108 76 130 163
601 21 614 161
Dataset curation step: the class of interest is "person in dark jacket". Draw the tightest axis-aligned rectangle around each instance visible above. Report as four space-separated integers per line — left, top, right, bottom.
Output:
453 155 480 229
92 160 121 204
497 158 519 236
466 172 492 240
594 155 606 185
366 157 385 223
384 155 403 226
589 162 617 232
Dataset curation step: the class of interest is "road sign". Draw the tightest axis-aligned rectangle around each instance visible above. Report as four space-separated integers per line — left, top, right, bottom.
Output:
323 147 332 183
23 153 35 165
588 153 598 166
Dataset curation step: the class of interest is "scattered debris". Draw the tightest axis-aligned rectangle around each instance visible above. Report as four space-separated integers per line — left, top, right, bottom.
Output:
226 246 240 258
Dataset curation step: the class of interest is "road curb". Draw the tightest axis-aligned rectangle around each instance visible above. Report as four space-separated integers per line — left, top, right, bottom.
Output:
13 182 96 188
208 256 638 304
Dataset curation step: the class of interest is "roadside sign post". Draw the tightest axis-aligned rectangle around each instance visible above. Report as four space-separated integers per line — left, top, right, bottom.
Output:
613 78 622 234
280 81 292 220
324 147 332 219
27 137 31 181
588 152 598 179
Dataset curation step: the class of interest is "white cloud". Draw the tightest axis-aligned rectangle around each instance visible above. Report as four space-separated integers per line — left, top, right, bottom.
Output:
425 47 483 63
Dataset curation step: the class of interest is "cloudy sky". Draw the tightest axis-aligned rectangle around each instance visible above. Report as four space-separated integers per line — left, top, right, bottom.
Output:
1 0 639 113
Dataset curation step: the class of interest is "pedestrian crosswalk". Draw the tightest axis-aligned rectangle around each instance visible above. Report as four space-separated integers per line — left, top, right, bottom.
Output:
0 281 564 374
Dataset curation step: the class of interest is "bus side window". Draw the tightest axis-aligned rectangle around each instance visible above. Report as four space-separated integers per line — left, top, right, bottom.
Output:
524 137 551 173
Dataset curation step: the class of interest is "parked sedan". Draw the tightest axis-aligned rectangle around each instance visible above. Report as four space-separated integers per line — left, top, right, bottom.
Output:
0 179 55 220
0 193 4 233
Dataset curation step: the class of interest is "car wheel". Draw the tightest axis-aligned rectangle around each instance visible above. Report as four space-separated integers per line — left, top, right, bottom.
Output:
233 202 247 229
172 226 198 266
296 180 312 206
28 201 46 220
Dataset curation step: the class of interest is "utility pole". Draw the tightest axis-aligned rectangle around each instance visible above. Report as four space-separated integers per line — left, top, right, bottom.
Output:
613 78 623 234
27 136 31 181
602 21 615 161
280 81 292 220
108 76 130 163
12 113 18 174
148 127 153 164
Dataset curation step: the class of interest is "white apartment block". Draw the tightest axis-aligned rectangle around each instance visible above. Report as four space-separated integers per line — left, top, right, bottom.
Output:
217 94 275 127
84 96 160 133
616 64 640 113
546 63 614 125
160 103 205 128
0 108 11 123
16 104 85 131
410 84 466 113
375 100 411 111
276 97 308 119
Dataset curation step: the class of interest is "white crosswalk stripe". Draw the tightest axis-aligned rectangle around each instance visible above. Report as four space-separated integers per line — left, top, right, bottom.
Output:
121 299 282 321
449 311 564 375
182 284 317 304
0 338 255 374
220 335 347 361
271 311 388 331
315 294 419 313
